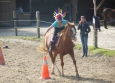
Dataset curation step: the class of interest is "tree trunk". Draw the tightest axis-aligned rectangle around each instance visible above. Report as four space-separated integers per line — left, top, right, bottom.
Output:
70 0 77 24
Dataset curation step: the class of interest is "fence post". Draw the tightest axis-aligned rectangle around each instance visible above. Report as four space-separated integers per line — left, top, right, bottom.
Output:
36 11 40 38
13 11 18 36
93 0 98 47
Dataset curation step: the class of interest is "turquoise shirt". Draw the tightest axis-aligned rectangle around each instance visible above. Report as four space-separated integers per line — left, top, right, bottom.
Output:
51 19 67 28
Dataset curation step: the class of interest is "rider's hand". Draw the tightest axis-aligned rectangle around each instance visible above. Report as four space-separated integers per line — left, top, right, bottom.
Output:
79 21 82 25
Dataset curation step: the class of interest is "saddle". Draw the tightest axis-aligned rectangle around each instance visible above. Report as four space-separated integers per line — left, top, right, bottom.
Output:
48 32 63 46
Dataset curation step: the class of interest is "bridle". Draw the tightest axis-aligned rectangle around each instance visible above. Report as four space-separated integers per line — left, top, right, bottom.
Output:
70 27 77 38
66 25 77 40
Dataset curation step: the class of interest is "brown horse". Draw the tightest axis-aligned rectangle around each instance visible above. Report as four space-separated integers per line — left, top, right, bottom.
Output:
43 22 79 78
102 8 115 29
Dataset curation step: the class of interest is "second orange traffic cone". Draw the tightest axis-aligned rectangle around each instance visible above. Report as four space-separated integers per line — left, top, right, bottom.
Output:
40 56 50 79
0 47 5 65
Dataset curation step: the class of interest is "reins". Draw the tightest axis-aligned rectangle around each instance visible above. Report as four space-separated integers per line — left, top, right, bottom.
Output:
63 25 76 39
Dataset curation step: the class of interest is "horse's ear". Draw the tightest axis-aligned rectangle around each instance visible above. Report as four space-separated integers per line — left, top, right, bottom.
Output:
70 21 75 26
72 21 75 25
67 22 70 26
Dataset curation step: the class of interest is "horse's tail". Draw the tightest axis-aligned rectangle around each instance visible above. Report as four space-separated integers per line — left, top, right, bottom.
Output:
36 38 48 53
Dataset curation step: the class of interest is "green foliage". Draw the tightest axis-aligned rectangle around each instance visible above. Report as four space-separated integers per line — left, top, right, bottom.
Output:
0 36 43 42
75 44 82 50
75 44 115 57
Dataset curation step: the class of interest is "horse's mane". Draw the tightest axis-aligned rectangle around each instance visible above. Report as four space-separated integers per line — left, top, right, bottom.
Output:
67 22 75 26
58 22 75 36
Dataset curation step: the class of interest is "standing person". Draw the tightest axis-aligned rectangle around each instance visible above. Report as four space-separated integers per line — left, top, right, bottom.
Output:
77 16 91 57
44 8 67 52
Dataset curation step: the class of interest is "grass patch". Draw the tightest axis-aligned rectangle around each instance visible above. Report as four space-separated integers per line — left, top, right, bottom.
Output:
0 36 43 42
75 44 82 50
0 36 115 56
75 44 115 57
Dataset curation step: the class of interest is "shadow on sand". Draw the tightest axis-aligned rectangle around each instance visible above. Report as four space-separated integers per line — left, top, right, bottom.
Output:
63 75 112 83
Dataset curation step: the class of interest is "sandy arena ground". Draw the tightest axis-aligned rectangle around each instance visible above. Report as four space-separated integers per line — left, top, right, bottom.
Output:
0 38 115 83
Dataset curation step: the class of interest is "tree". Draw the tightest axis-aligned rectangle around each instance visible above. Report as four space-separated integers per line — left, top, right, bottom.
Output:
70 0 77 24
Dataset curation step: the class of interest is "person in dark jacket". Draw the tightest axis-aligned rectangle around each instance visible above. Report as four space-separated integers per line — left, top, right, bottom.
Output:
77 16 91 57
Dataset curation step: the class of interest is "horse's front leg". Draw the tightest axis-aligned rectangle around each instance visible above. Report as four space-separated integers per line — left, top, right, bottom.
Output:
60 54 64 76
69 52 79 78
51 53 57 74
103 16 108 29
104 20 108 29
53 63 61 76
49 52 55 73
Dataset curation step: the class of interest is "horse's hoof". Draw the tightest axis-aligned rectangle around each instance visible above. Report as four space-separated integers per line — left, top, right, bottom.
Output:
51 72 55 75
51 73 55 75
61 74 65 77
105 28 108 29
76 74 80 78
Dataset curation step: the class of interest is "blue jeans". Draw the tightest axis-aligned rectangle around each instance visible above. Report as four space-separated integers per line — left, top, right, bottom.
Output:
80 35 88 55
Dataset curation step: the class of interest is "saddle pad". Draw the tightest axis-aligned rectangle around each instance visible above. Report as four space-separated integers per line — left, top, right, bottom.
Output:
48 35 60 46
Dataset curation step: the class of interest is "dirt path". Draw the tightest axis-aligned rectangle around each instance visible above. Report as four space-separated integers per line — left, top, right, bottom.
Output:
0 38 115 83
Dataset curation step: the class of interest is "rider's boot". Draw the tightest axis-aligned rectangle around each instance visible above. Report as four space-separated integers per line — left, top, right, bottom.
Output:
49 41 54 52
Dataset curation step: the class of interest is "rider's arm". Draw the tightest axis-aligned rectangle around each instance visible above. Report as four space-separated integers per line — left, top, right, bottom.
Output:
44 21 57 36
44 26 53 36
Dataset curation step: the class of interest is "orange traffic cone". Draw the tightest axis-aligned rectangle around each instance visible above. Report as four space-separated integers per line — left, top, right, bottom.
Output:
0 47 5 65
40 56 50 79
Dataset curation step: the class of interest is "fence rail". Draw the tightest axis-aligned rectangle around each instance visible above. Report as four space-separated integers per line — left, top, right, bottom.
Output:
0 11 52 38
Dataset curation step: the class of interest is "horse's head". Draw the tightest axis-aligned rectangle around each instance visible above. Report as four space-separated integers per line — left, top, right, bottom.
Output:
64 22 77 41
